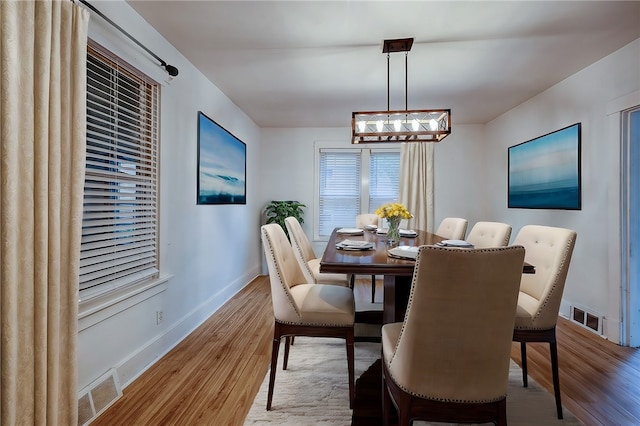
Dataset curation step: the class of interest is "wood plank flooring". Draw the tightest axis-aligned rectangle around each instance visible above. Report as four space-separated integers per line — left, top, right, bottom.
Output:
93 276 640 426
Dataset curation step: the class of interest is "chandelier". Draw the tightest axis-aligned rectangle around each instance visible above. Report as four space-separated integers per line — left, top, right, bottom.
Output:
351 38 451 144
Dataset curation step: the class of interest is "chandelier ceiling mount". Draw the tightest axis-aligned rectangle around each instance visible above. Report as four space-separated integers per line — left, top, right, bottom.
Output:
351 37 451 144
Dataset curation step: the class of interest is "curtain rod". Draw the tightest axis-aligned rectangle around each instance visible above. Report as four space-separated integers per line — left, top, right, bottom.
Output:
78 0 179 77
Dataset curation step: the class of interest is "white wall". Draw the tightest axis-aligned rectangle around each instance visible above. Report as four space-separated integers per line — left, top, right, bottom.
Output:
78 1 262 391
484 39 640 343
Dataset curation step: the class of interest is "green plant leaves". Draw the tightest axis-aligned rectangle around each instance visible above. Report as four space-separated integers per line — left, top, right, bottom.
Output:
264 200 306 240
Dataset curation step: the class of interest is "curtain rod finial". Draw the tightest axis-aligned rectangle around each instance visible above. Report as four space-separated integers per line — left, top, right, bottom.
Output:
164 64 179 77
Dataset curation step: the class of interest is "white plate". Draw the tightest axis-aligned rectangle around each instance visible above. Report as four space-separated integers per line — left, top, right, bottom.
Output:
336 228 364 235
336 240 374 250
400 229 417 237
387 246 419 259
437 239 474 248
364 224 378 231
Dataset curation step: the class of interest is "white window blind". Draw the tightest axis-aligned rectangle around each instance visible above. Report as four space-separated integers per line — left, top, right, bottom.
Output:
80 43 160 298
317 148 400 238
369 151 400 211
318 151 361 236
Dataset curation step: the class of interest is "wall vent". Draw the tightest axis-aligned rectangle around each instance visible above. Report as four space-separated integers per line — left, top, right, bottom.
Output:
570 305 603 334
78 368 122 426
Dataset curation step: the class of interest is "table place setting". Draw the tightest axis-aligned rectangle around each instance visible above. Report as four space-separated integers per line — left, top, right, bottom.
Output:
335 239 374 251
376 228 417 237
435 239 474 248
386 245 419 260
336 227 365 235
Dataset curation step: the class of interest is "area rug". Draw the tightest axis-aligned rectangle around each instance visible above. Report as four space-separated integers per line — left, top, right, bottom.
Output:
243 337 583 426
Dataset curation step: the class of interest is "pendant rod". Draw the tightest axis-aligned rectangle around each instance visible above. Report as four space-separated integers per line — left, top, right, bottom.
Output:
387 52 390 112
405 51 408 111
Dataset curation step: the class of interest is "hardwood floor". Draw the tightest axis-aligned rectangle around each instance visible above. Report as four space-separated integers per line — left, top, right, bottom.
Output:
93 276 640 426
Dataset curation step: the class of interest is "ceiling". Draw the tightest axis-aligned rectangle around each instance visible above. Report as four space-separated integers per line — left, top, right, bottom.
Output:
126 1 640 128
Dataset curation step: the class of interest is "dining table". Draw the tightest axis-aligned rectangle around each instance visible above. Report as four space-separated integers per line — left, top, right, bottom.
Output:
319 227 535 325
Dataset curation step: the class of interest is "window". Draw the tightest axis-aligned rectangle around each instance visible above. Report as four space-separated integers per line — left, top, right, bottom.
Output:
79 42 160 300
369 151 400 210
317 148 399 238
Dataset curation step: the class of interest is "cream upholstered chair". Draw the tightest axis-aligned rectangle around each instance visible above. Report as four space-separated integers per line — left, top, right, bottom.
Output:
355 213 379 229
261 224 355 410
435 217 468 240
466 221 512 248
382 245 525 426
512 225 577 420
355 214 380 302
284 216 349 287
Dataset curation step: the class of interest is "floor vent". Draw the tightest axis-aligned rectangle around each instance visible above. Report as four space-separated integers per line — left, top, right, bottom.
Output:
78 368 122 426
570 305 603 334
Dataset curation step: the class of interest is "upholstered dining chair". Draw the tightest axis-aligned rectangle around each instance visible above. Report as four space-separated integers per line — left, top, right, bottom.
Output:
466 221 512 248
435 217 468 240
261 224 355 410
355 213 380 302
512 225 577 419
381 245 525 426
284 216 350 287
355 213 379 229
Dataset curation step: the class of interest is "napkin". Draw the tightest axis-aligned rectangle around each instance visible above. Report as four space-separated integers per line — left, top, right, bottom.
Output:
336 239 374 250
387 245 419 259
436 239 474 248
336 228 364 235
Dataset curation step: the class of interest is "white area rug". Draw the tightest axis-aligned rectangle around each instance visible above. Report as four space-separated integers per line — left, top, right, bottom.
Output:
244 337 583 425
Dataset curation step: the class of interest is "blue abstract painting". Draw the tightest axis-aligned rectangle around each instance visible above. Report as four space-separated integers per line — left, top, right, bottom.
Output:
508 123 581 210
197 111 246 204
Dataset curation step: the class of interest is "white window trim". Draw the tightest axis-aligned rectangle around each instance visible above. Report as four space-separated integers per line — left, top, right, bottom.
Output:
78 274 172 331
80 41 161 303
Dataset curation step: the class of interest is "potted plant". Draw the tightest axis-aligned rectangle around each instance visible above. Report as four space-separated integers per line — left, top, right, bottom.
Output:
264 200 306 240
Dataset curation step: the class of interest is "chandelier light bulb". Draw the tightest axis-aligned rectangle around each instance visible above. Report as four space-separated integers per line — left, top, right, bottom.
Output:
376 120 384 132
429 119 438 131
358 120 366 133
394 120 402 131
412 119 420 131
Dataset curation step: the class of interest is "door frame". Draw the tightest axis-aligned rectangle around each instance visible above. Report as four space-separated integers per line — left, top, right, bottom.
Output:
610 90 640 347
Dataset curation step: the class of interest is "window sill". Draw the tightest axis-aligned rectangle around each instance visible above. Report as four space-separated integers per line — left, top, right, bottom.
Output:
78 274 172 332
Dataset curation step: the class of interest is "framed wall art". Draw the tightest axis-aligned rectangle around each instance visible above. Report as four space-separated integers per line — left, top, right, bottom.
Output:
508 123 581 210
197 111 246 205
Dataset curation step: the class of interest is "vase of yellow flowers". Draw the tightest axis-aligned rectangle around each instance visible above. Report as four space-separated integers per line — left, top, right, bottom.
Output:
375 202 413 246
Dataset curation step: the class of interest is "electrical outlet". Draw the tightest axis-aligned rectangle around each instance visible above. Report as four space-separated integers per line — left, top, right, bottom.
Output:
156 311 164 325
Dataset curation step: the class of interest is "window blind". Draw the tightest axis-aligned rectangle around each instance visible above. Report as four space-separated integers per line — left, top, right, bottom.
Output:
80 44 160 297
318 151 361 236
369 151 400 211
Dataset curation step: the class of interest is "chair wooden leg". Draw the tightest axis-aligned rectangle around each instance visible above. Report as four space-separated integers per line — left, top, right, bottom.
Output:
382 365 392 426
550 341 563 419
520 342 528 387
497 398 508 426
283 336 291 370
397 392 412 426
350 274 355 289
346 329 355 408
371 275 376 303
267 323 282 410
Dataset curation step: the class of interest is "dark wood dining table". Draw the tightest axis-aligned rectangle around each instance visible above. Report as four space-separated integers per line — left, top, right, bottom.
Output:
319 227 535 324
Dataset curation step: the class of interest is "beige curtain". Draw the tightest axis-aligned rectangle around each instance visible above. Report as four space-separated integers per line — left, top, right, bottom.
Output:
1 1 89 424
399 142 434 232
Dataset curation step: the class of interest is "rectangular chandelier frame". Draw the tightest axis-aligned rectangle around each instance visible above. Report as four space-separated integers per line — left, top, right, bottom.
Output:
351 108 451 144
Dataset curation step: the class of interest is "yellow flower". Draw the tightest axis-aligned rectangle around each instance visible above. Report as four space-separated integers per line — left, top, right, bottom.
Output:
375 203 413 220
